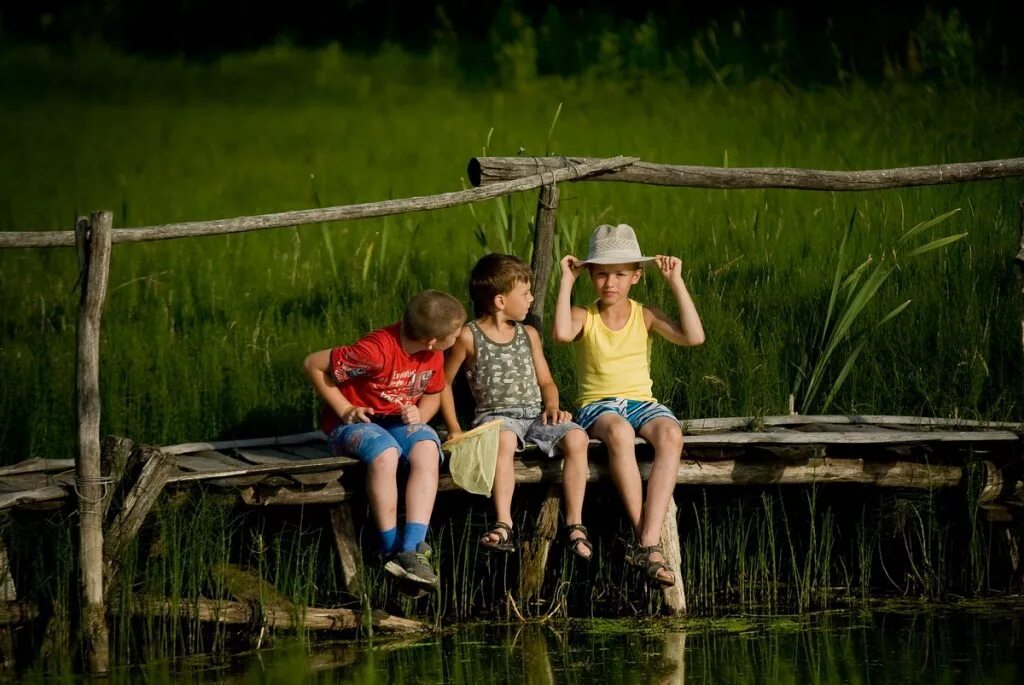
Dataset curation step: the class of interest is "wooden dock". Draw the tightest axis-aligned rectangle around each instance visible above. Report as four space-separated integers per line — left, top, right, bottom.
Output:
2 414 1021 619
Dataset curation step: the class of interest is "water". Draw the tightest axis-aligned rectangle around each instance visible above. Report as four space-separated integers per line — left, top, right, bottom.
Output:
6 604 1023 683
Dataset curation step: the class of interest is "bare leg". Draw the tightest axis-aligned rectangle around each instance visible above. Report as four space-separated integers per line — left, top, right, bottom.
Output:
366 447 401 533
483 431 519 545
560 427 592 559
636 417 684 585
404 440 440 525
587 414 642 535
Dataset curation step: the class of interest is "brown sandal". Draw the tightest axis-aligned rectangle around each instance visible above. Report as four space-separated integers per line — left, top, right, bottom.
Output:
629 544 676 587
479 521 516 553
565 523 593 562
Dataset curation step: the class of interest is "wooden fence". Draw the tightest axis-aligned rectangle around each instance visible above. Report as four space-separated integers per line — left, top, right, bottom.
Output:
2 154 1024 673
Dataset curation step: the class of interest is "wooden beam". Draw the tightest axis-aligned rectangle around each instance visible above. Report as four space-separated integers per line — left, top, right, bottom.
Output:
0 157 638 249
104 445 175 586
518 485 561 609
329 503 365 596
169 455 358 483
123 597 425 633
526 184 559 329
659 496 686 615
468 156 1024 191
74 211 112 674
1017 199 1024 356
434 457 963 491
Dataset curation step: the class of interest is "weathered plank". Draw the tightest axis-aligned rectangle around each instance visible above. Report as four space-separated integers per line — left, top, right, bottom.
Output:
0 459 75 477
468 156 1024 191
168 455 358 484
0 157 638 248
682 415 1024 433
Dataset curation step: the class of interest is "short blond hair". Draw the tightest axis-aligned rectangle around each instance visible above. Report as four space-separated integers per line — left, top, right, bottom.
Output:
403 289 466 341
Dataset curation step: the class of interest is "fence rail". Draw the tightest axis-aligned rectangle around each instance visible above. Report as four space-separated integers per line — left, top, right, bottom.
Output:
0 156 637 249
469 156 1024 190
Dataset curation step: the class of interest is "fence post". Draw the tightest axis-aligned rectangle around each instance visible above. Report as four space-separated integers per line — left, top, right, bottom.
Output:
75 210 113 673
1016 200 1024 356
527 184 560 329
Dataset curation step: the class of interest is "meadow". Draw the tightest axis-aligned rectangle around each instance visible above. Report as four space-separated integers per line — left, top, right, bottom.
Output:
1 45 1023 656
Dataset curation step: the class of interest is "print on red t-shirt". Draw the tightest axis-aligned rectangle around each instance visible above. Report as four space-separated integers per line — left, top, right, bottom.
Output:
320 322 445 434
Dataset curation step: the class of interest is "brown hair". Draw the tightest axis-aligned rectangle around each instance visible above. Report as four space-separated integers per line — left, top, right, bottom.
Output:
403 289 466 341
468 253 532 317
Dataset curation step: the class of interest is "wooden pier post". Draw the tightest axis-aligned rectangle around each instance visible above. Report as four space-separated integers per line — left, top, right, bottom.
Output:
527 184 559 329
329 503 365 597
74 211 113 673
660 495 686 615
518 484 562 610
1016 200 1024 355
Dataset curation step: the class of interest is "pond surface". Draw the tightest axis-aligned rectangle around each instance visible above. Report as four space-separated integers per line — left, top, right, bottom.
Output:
8 603 1024 683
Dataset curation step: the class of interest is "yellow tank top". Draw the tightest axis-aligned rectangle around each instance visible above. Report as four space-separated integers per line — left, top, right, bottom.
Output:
575 299 655 407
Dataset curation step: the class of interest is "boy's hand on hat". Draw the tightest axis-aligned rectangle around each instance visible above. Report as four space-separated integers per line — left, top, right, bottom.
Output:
654 255 683 282
560 255 583 282
401 404 422 425
343 406 374 424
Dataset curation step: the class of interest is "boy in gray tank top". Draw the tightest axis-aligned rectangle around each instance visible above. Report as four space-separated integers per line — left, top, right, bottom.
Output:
441 254 593 559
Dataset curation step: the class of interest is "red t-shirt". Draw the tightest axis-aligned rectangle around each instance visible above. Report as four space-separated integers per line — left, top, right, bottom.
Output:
320 322 445 434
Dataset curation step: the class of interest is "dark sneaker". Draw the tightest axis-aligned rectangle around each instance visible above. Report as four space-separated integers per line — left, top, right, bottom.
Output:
384 542 439 593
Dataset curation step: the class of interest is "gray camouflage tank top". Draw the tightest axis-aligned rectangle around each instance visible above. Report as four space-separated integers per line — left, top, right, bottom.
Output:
465 321 543 414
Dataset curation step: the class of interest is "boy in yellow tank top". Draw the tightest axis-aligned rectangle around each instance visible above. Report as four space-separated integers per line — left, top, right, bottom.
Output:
553 223 705 588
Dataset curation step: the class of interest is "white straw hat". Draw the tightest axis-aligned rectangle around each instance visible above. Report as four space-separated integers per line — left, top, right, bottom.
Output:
579 223 655 266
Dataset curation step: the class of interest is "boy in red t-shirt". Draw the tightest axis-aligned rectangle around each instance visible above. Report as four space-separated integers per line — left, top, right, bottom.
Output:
304 289 466 594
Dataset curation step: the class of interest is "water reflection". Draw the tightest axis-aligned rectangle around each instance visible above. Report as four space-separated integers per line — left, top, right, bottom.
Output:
5 606 1023 683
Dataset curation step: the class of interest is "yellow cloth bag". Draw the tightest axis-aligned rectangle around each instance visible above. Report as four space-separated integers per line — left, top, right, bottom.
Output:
443 419 503 496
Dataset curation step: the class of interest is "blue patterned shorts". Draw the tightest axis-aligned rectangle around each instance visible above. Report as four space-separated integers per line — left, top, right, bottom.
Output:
575 398 677 431
327 419 443 465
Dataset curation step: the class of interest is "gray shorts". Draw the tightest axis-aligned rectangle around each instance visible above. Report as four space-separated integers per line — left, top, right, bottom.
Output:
472 406 585 458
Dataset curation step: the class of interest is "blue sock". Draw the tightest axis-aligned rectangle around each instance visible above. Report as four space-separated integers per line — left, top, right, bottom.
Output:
378 526 399 555
401 522 429 552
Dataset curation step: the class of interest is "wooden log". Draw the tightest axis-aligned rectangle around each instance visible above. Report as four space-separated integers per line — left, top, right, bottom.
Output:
240 483 350 506
101 436 135 518
468 156 1024 191
329 503 365 596
0 535 14 602
74 211 112 674
518 484 562 609
659 495 686 615
123 597 425 633
1017 199 1024 356
104 445 175 586
433 457 963 492
526 184 559 329
0 157 638 248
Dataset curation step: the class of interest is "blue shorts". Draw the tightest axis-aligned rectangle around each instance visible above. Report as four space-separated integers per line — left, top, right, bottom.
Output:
575 398 677 431
327 419 443 465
